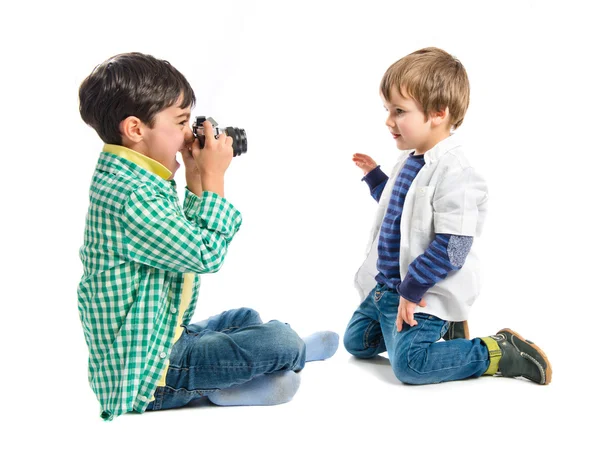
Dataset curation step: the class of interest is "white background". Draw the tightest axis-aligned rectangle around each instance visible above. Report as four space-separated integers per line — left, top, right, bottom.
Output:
2 0 598 460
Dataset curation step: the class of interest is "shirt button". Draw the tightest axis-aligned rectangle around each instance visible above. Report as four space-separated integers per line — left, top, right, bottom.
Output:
170 307 177 314
159 352 167 359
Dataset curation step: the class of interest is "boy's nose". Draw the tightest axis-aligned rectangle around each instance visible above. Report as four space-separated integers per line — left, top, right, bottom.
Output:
183 127 194 145
385 114 395 128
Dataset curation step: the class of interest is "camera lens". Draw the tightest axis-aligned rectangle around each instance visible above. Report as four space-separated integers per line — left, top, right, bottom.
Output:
224 127 248 157
192 116 247 157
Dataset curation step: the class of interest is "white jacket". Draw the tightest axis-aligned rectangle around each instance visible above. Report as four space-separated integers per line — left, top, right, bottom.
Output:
354 135 488 321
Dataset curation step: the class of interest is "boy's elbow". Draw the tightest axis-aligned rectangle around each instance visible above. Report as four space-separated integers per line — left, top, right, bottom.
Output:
195 245 230 274
447 235 473 268
208 256 226 273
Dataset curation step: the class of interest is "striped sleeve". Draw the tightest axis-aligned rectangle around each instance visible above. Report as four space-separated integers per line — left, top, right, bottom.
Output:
121 186 242 274
362 166 388 202
398 234 473 303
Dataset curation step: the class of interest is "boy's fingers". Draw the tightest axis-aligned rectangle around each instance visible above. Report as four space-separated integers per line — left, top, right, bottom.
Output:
189 138 200 155
407 308 418 327
397 303 406 331
202 120 215 143
401 301 418 328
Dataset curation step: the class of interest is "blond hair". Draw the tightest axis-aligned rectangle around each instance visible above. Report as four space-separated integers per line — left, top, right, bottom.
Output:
380 47 470 129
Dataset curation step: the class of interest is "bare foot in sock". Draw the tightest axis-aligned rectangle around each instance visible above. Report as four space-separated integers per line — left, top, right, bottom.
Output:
302 331 339 362
207 371 301 406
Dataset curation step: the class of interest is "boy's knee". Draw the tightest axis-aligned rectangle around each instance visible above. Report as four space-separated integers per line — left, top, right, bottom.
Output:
263 321 304 355
391 350 427 385
343 330 361 356
224 307 262 326
236 307 262 325
391 358 417 384
343 328 378 359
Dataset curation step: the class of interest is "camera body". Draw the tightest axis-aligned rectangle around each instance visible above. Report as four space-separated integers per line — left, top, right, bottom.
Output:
192 116 248 157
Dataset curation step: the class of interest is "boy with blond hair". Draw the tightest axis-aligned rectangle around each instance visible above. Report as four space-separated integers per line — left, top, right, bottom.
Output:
344 47 551 385
77 52 338 420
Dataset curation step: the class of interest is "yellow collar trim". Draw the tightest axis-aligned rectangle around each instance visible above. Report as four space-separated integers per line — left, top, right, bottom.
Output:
103 144 172 180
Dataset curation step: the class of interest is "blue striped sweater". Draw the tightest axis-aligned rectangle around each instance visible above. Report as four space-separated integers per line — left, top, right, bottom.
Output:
363 155 473 303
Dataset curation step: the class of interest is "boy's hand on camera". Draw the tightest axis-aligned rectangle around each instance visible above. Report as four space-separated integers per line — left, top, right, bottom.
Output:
396 296 427 332
189 121 232 197
191 120 234 176
353 153 378 175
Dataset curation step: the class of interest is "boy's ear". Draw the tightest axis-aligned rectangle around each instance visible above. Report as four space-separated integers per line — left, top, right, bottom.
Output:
430 106 450 128
119 116 145 144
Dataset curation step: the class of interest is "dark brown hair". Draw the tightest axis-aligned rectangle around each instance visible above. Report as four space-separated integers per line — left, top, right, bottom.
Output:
79 52 196 144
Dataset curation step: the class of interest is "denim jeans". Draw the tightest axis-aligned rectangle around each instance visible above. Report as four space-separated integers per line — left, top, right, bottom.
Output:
146 308 306 411
343 284 489 384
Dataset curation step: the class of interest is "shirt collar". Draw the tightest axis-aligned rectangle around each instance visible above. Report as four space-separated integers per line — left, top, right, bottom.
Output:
422 134 462 165
103 144 173 180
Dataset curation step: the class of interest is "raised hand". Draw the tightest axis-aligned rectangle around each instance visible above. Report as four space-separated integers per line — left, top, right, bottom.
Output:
352 153 378 175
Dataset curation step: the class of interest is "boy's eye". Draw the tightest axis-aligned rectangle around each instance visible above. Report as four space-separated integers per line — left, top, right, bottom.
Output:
395 108 405 115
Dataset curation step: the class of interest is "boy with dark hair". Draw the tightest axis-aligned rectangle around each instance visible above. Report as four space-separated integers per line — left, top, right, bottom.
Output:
78 52 338 420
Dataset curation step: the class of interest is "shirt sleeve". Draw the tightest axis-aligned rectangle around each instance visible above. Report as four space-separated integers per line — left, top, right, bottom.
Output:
433 165 488 236
121 186 242 274
362 166 388 202
398 234 473 303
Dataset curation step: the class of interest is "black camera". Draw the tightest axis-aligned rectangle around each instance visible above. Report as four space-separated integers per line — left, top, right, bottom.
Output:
192 116 247 157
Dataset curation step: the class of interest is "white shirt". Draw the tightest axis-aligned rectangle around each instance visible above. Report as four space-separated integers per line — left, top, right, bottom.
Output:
354 135 488 321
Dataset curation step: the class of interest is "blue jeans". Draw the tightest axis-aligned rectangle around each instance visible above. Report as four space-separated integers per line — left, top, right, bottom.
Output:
146 308 306 411
343 284 489 384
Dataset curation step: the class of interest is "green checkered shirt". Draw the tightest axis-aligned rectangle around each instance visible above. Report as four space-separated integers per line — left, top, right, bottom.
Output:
77 150 242 421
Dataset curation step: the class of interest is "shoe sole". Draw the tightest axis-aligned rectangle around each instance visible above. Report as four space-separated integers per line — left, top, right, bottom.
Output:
499 328 553 385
